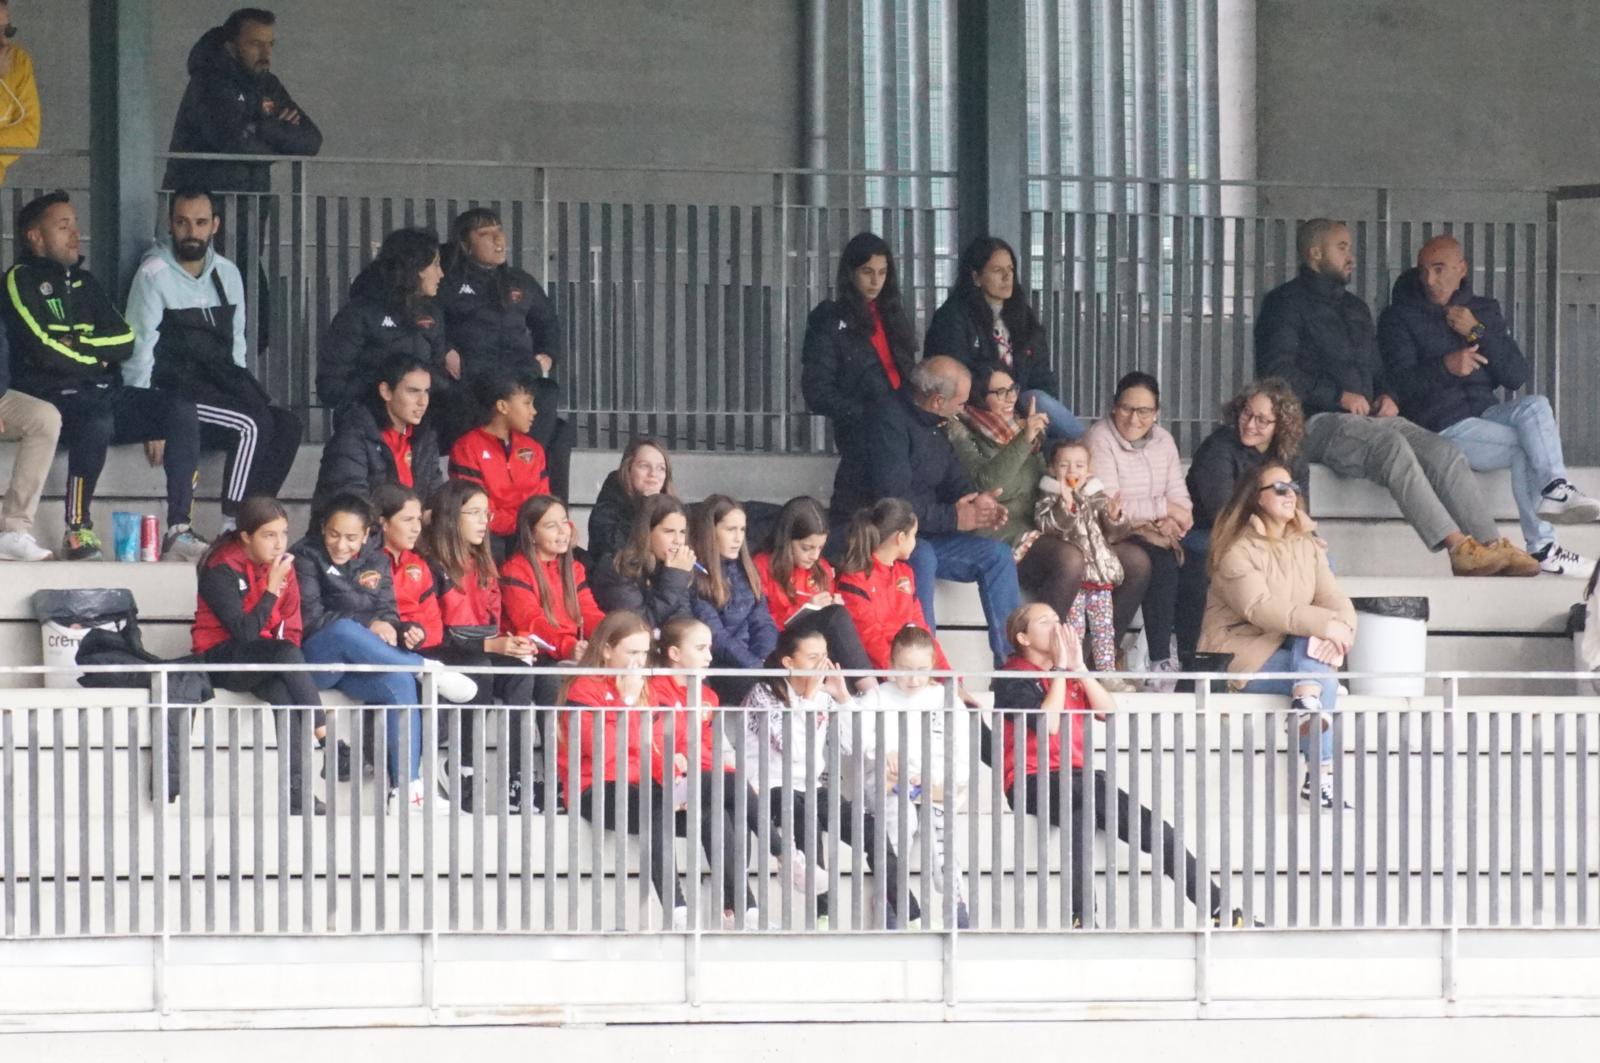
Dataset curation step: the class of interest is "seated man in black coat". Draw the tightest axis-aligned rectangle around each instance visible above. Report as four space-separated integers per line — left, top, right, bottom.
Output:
313 353 443 514
1379 234 1598 576
1255 217 1533 578
829 355 1021 666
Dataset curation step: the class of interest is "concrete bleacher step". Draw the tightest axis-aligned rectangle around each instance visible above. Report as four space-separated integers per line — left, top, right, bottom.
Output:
1306 464 1600 523
1318 519 1600 578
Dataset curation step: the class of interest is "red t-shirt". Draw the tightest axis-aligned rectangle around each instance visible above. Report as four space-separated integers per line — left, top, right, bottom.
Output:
991 656 1088 788
867 302 901 390
381 424 417 488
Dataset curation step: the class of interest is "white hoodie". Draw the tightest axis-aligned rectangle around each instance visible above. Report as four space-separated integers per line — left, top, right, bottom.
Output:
122 239 248 389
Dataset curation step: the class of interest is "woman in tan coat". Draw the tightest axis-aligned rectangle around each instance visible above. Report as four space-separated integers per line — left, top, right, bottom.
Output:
1200 461 1356 810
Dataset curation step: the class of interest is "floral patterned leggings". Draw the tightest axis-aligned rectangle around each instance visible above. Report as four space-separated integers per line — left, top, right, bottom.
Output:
1066 583 1117 672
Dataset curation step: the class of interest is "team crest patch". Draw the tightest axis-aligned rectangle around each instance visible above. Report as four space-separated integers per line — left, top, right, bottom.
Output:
509 288 524 304
357 569 382 591
895 576 912 594
261 98 276 115
404 563 423 583
516 448 535 463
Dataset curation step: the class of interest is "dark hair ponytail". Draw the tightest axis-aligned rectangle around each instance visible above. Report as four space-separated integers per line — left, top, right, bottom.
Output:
840 497 918 574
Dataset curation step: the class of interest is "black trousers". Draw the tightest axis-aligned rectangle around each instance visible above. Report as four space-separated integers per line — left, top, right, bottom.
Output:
578 781 683 908
767 787 919 920
1130 540 1181 664
421 646 539 788
1018 768 1221 924
47 382 200 528
199 639 323 785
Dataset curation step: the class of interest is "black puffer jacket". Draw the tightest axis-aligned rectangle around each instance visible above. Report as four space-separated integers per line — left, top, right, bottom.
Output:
1377 267 1528 433
799 298 916 447
923 293 1058 395
316 264 449 413
292 535 401 640
1254 267 1393 416
589 553 698 629
439 257 562 381
163 25 323 193
585 470 639 563
829 389 975 537
313 402 444 513
1185 425 1311 531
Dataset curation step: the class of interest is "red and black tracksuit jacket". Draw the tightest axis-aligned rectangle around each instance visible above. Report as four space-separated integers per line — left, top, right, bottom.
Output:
499 551 605 660
448 426 549 538
835 557 950 671
192 539 303 654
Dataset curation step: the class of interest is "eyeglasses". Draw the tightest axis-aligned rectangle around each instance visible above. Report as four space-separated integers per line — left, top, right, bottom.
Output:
985 384 1019 399
1258 481 1303 498
1115 404 1158 420
1240 411 1278 428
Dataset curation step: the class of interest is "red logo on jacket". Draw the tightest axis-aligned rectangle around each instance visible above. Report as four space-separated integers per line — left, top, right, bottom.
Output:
403 563 423 583
509 288 524 304
895 576 912 595
516 448 535 463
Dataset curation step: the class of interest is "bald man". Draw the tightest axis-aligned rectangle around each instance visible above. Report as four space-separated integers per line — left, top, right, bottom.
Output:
1379 235 1598 576
828 355 1022 665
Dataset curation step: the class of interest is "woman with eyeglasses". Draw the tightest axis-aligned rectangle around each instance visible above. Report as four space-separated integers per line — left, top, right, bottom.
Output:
1082 371 1188 690
587 437 676 565
1201 461 1355 811
1176 379 1310 663
948 364 1151 648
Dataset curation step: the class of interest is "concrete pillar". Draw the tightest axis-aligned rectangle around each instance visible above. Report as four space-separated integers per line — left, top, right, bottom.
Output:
88 0 155 289
1216 0 1257 218
956 0 1026 246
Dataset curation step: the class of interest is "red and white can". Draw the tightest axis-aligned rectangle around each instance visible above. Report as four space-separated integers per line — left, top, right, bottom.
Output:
139 515 160 562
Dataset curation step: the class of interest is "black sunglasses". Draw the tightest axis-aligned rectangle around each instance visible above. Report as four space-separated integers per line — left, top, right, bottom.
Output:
1258 481 1303 497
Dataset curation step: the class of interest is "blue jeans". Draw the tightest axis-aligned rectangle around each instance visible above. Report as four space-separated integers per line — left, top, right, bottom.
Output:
909 533 1022 666
1021 389 1085 440
302 618 424 785
1240 636 1337 764
1440 395 1567 551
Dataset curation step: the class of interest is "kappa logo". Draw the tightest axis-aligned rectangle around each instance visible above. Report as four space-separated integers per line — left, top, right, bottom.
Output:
326 565 341 577
357 569 382 591
458 283 476 295
238 578 248 593
380 316 396 327
481 450 492 461
837 320 847 331
236 93 246 103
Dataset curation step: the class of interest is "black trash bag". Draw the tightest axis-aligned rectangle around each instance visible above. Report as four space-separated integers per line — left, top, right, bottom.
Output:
33 587 137 629
1350 596 1430 623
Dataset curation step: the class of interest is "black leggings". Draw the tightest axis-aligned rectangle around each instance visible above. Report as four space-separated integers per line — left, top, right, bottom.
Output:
1019 768 1221 924
200 639 323 784
766 787 920 921
421 647 539 786
1129 540 1180 664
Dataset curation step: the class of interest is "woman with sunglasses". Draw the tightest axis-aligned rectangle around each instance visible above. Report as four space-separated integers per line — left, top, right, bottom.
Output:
1201 461 1356 811
948 364 1151 649
1176 379 1310 663
1082 371 1185 689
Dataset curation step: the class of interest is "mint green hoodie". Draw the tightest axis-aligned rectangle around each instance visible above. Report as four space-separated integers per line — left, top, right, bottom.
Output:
122 239 247 389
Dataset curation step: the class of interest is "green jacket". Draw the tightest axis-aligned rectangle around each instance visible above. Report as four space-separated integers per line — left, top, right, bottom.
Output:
944 419 1045 546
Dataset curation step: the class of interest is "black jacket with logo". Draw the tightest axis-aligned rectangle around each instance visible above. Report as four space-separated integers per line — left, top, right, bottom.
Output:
313 401 444 514
164 25 323 193
439 257 561 382
799 298 917 449
923 293 1059 396
292 534 401 640
316 263 449 413
1 254 133 395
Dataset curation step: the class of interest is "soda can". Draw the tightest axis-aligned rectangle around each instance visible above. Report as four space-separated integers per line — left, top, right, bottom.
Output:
140 515 160 562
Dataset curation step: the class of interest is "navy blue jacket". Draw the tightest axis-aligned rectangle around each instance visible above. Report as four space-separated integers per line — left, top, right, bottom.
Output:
1377 267 1527 433
692 560 779 670
829 389 976 536
1254 268 1393 416
923 293 1058 396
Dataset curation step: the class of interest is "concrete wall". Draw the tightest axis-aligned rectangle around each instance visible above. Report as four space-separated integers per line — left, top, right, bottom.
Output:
22 0 804 185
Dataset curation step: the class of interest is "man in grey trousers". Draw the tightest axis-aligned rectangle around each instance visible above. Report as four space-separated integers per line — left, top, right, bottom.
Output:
1253 218 1537 577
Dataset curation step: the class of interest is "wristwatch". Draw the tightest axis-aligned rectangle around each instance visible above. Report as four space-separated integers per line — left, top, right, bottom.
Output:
1467 323 1486 344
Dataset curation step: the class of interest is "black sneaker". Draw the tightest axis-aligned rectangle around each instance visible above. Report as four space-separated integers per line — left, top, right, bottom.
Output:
288 789 326 816
437 758 474 812
320 740 354 783
507 778 523 816
62 524 103 561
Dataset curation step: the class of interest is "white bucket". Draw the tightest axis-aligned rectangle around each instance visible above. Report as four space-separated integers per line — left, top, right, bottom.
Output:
1347 597 1430 697
40 620 118 689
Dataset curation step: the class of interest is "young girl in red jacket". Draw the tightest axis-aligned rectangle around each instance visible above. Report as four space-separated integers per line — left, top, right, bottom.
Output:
447 370 549 561
648 616 764 929
500 494 605 665
560 609 691 927
753 496 878 694
419 479 540 813
835 498 952 673
191 496 324 814
374 483 442 650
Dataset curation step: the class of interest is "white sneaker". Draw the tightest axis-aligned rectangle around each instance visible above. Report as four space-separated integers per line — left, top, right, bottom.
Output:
671 905 690 931
1143 657 1181 694
406 778 442 813
787 849 813 894
420 658 478 703
1537 480 1600 524
0 530 53 561
1531 542 1594 577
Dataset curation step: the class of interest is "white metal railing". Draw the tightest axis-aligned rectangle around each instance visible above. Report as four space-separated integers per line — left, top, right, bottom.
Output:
2 661 1596 940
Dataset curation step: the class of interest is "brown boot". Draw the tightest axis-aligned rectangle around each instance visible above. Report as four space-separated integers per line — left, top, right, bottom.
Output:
1488 537 1541 577
1448 536 1506 577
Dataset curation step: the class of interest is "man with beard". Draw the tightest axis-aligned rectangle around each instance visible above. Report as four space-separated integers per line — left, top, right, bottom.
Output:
163 8 321 194
1254 218 1535 577
3 192 207 561
125 188 301 528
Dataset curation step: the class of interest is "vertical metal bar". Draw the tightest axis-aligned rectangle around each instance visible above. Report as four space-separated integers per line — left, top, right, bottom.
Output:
1532 710 1545 925
2 709 12 935
1104 705 1119 928
398 699 413 932
152 676 170 937
1443 680 1457 927
228 707 240 932
1126 705 1142 927
203 705 216 933
1555 707 1567 926
637 705 652 931
1287 702 1300 926
449 706 462 929
423 683 437 933
1194 683 1209 928
374 703 388 933
1151 707 1165 929
472 702 487 930
1332 701 1345 926
54 701 68 935
565 710 580 931
1579 712 1589 926
126 705 140 933
103 705 115 933
1422 706 1435 927
1377 710 1390 926
1169 699 1184 928
77 706 90 934
1512 707 1524 925
1263 695 1276 927
520 703 534 932
349 709 363 933
496 706 510 931
1216 707 1228 928
1472 701 1485 926
1243 710 1256 926
251 705 263 932
1399 704 1412 926
639 705 654 929
324 709 339 932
